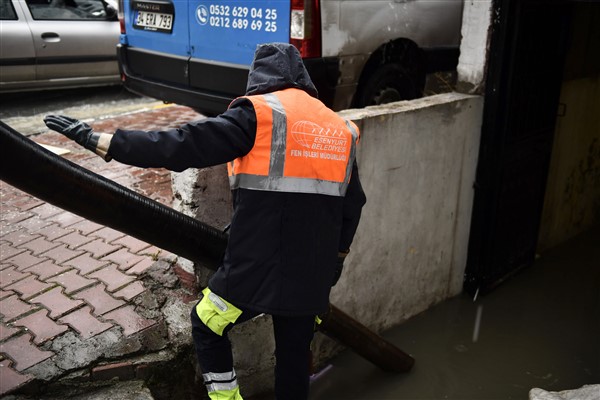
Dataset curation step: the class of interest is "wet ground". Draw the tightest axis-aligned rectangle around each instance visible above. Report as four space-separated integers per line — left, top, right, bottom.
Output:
308 226 600 399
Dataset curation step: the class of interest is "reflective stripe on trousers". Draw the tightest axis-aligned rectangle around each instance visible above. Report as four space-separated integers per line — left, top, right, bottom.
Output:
203 369 243 400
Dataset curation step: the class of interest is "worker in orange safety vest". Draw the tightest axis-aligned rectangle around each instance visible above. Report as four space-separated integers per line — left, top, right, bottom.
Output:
44 42 366 400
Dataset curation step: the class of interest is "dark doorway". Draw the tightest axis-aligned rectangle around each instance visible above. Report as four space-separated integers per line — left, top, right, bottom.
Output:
464 0 573 295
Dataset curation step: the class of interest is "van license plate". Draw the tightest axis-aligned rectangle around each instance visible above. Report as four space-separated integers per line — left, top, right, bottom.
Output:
135 10 173 32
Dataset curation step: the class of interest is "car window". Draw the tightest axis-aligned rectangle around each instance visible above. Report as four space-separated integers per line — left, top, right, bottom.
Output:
1 0 18 20
25 0 110 20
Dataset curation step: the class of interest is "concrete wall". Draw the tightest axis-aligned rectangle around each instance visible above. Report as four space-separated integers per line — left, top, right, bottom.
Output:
171 165 232 278
172 92 483 395
329 93 482 329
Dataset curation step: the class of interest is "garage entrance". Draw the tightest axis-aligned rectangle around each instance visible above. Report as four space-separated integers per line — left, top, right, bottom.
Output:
464 0 600 294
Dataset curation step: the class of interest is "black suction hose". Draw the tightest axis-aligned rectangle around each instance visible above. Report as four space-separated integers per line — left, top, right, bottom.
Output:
0 120 226 269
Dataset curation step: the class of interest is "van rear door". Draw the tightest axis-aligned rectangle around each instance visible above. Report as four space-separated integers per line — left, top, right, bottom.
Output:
122 0 189 85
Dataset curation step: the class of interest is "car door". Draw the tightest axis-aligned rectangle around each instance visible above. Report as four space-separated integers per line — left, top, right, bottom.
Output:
0 0 36 87
20 0 120 81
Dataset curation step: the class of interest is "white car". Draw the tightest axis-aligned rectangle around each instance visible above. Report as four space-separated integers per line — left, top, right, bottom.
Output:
0 0 121 92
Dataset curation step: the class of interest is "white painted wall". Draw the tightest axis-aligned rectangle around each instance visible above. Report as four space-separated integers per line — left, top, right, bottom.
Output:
457 0 493 93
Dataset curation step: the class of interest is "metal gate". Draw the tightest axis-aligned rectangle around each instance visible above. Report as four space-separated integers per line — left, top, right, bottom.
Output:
464 0 572 294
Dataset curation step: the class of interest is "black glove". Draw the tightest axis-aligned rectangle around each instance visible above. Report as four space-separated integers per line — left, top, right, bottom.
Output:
332 250 349 286
44 115 100 153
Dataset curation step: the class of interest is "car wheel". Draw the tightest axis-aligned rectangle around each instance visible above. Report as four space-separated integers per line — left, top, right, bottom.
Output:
354 63 422 108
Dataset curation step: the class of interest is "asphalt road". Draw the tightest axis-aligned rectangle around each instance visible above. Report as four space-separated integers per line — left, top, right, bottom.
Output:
0 85 162 136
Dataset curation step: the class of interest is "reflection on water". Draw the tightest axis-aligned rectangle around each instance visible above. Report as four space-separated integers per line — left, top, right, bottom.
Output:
309 227 600 399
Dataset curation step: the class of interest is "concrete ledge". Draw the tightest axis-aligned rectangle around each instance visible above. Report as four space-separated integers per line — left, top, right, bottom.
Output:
338 92 479 120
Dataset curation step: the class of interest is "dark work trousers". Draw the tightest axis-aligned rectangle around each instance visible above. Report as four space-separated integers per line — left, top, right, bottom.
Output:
191 304 316 399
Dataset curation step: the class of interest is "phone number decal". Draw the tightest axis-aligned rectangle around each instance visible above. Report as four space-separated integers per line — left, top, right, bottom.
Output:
196 4 279 32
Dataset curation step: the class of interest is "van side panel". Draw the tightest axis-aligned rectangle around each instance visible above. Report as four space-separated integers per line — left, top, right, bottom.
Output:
188 1 291 66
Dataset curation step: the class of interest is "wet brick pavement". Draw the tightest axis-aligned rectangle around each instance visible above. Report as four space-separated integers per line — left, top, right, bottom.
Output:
0 104 204 396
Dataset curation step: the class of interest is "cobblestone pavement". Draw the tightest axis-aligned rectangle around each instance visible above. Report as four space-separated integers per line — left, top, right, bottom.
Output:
0 104 204 396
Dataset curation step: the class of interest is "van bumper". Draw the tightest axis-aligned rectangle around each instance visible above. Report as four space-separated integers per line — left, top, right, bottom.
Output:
117 45 241 116
117 45 341 116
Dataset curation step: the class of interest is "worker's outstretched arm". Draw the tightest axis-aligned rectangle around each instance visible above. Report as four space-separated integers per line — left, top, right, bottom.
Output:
44 99 257 172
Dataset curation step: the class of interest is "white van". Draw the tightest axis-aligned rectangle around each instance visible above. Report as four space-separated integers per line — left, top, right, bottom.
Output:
117 0 464 115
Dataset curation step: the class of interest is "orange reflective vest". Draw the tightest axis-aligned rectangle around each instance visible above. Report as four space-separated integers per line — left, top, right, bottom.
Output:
227 88 359 197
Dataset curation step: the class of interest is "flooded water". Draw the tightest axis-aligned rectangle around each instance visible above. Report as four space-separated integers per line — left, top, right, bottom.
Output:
308 226 600 399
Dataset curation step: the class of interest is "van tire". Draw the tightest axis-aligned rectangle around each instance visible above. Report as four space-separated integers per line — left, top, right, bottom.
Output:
354 63 422 108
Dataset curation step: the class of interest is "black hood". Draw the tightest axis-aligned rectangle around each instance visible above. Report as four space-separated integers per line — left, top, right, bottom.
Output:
245 43 318 98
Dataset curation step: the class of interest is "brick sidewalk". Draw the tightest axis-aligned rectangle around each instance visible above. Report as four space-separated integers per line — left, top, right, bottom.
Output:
0 104 204 396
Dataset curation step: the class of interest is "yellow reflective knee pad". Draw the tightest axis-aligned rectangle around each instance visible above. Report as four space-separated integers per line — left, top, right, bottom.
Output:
196 287 243 336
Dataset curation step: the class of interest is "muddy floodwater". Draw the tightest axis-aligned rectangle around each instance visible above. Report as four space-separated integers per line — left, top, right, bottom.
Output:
308 226 599 399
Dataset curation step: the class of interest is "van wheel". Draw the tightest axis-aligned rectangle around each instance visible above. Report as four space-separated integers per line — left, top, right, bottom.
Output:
354 63 421 107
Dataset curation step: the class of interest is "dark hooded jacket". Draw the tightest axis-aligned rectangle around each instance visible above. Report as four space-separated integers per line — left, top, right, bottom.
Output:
108 43 366 315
